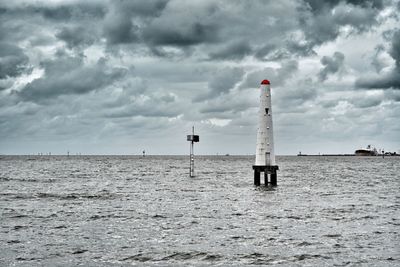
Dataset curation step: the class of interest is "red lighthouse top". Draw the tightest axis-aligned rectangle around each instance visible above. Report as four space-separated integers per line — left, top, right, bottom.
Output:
261 80 270 85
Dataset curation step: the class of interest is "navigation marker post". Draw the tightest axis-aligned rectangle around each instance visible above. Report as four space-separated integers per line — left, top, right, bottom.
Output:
187 126 199 177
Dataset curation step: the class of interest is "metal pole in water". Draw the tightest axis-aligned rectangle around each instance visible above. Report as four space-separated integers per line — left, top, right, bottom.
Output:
190 127 194 177
187 126 199 177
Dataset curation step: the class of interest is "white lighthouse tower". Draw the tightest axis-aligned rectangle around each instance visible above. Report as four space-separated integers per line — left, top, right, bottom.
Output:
253 79 279 186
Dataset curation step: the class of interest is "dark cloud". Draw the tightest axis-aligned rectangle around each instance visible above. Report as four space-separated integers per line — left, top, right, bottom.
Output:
144 22 219 47
19 55 126 102
209 67 244 93
279 60 299 79
208 40 252 60
384 89 400 102
241 60 298 89
38 3 106 21
276 79 318 110
0 2 106 21
98 78 181 119
198 90 255 116
0 43 30 80
193 67 244 102
111 0 168 17
102 79 148 109
371 45 386 73
352 97 382 108
286 41 316 57
101 0 168 46
320 99 338 109
390 29 400 68
0 2 105 47
284 86 317 104
146 45 194 58
355 71 400 90
319 52 345 81
105 104 180 118
255 36 316 62
304 0 384 13
300 0 384 47
199 101 251 115
104 97 180 118
103 13 139 45
142 2 220 47
356 30 400 90
56 26 97 48
254 44 276 61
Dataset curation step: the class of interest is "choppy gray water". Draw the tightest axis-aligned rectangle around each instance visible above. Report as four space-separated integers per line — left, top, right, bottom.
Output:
1 155 399 266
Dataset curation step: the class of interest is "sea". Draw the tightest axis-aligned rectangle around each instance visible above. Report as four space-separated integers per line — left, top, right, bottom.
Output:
1 155 399 266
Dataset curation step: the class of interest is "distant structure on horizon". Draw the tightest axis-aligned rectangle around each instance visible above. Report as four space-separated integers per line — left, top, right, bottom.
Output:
355 145 378 156
253 80 279 186
295 144 398 157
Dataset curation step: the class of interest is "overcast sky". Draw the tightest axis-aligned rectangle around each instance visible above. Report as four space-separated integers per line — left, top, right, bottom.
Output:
0 0 399 155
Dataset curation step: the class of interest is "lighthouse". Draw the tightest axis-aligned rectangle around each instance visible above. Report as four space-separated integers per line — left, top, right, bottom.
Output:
253 79 279 186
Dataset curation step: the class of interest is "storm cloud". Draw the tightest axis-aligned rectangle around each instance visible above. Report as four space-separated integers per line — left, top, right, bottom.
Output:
0 43 30 80
19 55 127 102
0 0 399 155
56 26 97 48
301 0 384 46
319 52 345 81
194 67 244 102
208 40 253 61
356 29 400 90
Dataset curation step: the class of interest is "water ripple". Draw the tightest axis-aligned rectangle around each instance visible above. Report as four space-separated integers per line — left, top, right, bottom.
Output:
0 155 399 266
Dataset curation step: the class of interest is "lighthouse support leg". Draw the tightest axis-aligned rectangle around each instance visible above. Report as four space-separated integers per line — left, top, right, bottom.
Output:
264 171 269 186
271 171 277 186
254 170 260 186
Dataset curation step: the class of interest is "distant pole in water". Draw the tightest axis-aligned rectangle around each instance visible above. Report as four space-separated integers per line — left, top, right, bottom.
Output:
142 150 145 157
253 80 279 186
67 151 69 157
187 126 199 177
